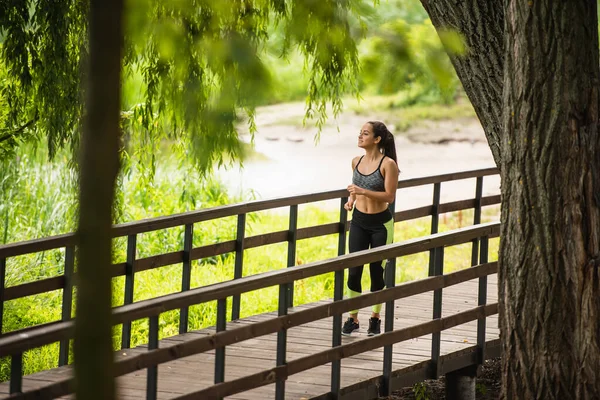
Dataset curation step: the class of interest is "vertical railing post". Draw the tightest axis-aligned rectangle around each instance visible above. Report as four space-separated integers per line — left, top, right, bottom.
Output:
231 214 246 321
10 353 22 394
286 205 298 308
276 283 289 400
0 257 6 335
430 246 444 379
471 176 484 266
477 236 489 364
146 315 159 400
214 298 227 396
380 200 396 397
331 196 348 398
179 223 194 334
428 183 441 276
59 245 75 366
122 234 137 349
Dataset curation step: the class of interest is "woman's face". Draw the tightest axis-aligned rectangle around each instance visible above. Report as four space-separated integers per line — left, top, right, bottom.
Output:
358 123 380 149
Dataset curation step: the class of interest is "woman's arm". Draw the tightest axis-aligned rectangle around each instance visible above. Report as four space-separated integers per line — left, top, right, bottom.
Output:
347 159 398 203
345 156 361 210
345 193 356 211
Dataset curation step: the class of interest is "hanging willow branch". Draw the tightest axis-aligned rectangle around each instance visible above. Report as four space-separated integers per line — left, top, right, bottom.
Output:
0 0 370 173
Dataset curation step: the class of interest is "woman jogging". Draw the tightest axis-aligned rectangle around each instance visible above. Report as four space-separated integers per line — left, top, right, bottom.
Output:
342 121 399 336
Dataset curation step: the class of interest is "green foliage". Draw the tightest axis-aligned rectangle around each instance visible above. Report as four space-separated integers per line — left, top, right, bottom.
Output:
0 0 87 159
349 96 475 132
0 147 78 249
0 0 470 170
413 381 429 400
357 0 465 104
1 0 366 173
365 0 428 24
477 382 488 396
261 0 466 109
260 50 309 104
358 17 465 104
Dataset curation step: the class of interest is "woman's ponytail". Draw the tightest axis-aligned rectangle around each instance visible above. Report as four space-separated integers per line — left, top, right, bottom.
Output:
382 130 397 164
368 121 398 164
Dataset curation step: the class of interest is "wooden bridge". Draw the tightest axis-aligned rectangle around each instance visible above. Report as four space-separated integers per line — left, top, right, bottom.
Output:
0 168 502 399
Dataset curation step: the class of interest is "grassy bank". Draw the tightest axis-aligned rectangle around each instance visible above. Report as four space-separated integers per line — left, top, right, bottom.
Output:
348 93 476 132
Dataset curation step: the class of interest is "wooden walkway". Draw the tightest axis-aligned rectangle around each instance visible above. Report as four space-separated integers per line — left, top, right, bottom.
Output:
0 274 499 400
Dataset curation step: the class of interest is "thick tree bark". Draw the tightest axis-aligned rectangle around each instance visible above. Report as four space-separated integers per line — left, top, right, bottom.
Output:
74 1 123 400
500 1 600 399
420 0 504 166
419 1 600 398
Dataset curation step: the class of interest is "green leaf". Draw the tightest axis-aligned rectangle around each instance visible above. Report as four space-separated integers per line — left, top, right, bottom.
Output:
438 28 467 55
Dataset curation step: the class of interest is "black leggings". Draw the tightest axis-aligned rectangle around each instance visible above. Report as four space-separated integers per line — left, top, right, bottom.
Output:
346 208 394 305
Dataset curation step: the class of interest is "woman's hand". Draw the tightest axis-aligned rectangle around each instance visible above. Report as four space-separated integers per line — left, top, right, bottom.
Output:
344 199 354 211
347 184 365 196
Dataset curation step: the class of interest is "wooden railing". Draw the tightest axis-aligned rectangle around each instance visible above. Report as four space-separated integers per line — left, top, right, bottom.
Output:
0 223 500 400
0 167 501 399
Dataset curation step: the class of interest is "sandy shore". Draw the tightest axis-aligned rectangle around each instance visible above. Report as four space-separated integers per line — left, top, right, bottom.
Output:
216 101 500 212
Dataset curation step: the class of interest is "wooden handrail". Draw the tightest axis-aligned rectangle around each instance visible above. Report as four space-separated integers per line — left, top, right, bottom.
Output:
1 193 503 304
0 222 499 358
397 167 498 188
0 167 499 259
113 262 498 376
110 222 498 323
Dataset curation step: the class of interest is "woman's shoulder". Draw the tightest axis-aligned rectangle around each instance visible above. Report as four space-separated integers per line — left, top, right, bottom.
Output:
351 155 362 169
382 157 399 172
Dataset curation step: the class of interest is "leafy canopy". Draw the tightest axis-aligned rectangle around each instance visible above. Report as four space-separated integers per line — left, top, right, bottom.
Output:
0 0 373 170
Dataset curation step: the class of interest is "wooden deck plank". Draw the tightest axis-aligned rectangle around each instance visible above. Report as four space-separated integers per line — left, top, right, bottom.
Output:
0 275 499 400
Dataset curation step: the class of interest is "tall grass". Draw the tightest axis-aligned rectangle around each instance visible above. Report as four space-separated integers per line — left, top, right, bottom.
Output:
0 143 251 379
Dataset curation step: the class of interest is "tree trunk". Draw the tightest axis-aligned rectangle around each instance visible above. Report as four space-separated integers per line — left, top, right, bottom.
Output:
74 1 123 399
499 1 600 399
419 1 600 398
420 0 504 166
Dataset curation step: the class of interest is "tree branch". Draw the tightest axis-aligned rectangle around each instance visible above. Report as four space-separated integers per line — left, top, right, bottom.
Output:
0 117 37 143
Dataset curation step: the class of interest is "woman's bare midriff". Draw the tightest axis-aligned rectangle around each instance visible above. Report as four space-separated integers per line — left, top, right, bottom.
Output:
354 195 389 214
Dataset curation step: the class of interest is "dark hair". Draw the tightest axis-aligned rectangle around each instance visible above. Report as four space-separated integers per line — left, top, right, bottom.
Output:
368 121 397 164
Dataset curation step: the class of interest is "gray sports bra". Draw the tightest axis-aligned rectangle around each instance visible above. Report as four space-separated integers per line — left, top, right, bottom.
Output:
352 155 386 192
